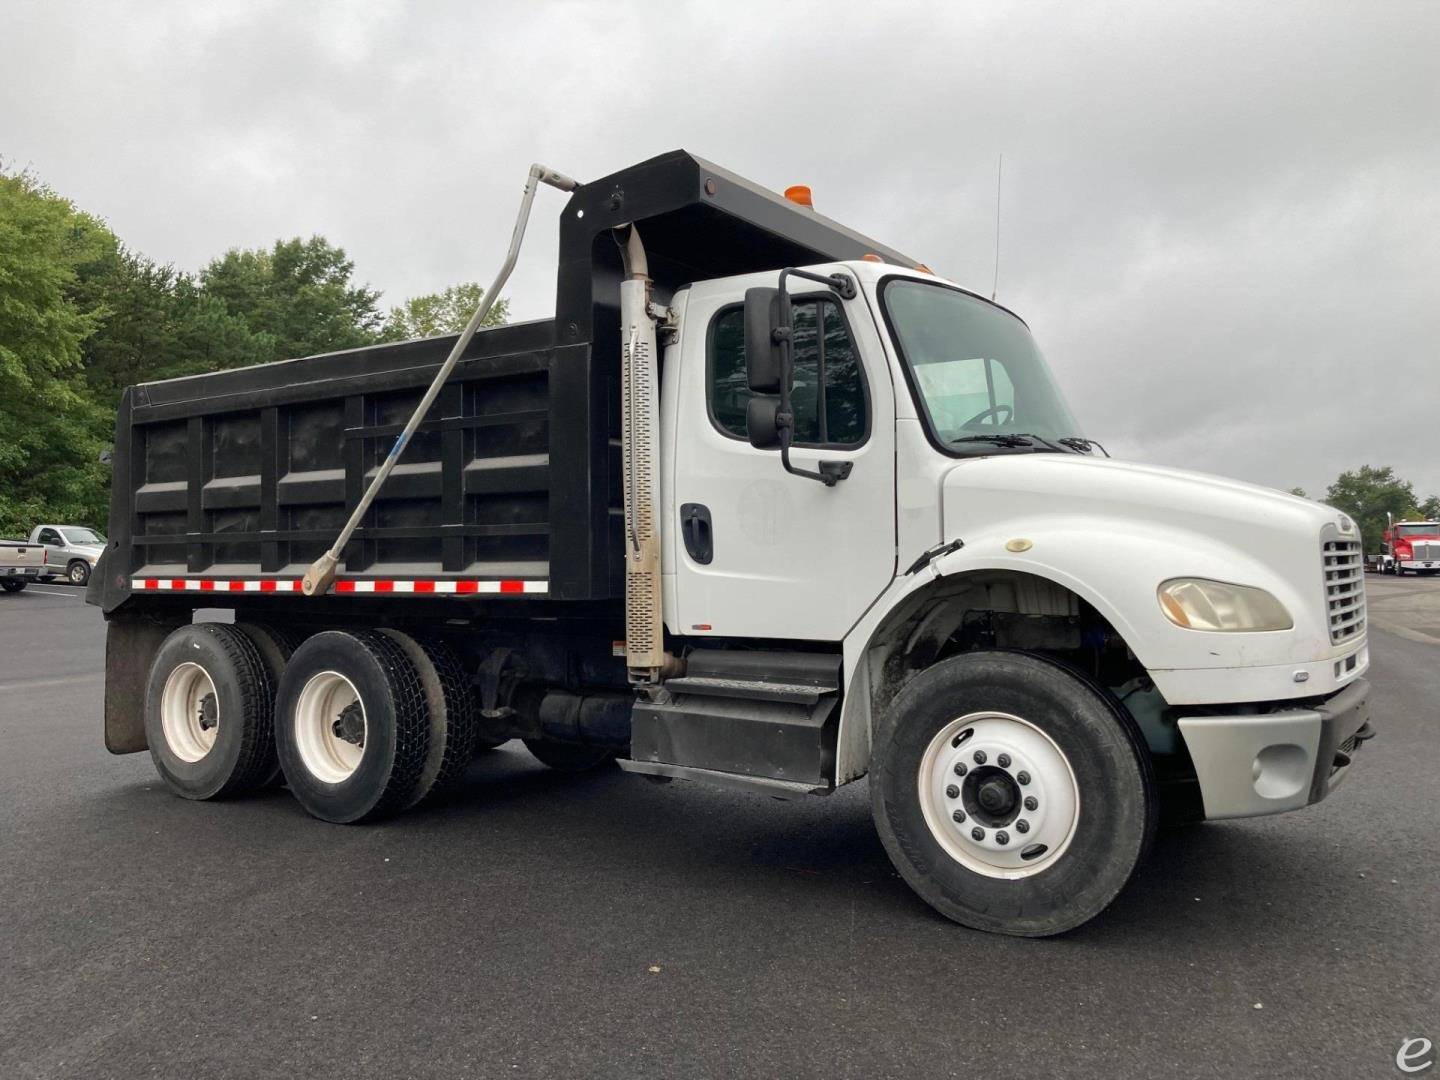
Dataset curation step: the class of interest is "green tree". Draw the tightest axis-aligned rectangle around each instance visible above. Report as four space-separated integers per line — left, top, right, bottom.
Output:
76 247 274 402
0 171 110 533
1287 486 1308 498
200 236 384 360
1420 495 1440 521
1323 466 1416 553
381 281 508 341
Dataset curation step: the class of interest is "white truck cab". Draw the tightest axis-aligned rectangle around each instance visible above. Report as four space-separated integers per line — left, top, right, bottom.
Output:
655 258 1371 850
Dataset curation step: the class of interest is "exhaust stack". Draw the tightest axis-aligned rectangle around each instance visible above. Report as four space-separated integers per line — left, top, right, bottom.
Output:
617 224 665 683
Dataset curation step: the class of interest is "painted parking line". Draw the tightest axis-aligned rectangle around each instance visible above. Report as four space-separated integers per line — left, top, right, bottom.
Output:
0 672 104 691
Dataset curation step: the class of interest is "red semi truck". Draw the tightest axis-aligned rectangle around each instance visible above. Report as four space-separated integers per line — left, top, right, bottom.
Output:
1382 517 1440 575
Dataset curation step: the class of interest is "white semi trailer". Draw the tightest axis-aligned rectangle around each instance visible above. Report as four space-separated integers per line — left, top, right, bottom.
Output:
89 152 1373 936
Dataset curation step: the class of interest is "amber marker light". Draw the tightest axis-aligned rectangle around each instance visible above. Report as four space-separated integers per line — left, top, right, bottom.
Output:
784 185 813 208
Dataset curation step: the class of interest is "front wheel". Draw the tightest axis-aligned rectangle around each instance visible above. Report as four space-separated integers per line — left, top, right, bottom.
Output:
67 560 91 586
871 651 1155 937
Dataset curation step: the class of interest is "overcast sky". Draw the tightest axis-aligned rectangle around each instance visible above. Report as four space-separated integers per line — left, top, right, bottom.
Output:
4 0 1437 499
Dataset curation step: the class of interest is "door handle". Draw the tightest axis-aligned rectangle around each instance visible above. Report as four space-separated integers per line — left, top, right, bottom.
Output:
680 503 713 565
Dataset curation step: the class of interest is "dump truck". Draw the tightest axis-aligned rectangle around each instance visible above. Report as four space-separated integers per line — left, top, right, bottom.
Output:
88 151 1374 936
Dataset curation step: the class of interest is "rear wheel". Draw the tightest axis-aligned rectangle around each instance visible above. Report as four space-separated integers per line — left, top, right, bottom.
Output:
234 623 307 785
378 630 478 807
274 631 429 823
143 624 276 800
871 650 1155 937
1 579 25 593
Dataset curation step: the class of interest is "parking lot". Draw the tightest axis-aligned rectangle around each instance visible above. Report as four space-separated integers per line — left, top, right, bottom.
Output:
1 576 1437 1079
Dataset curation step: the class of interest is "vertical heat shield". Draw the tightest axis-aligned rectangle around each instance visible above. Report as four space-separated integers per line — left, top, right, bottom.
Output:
620 277 663 678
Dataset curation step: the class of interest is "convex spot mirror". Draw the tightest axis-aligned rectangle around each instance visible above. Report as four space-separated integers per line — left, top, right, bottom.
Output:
746 396 781 449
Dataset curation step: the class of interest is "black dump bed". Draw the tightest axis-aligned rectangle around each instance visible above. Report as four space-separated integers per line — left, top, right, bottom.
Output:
93 151 915 613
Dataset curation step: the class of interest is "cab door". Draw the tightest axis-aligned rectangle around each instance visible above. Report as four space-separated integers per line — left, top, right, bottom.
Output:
666 275 897 642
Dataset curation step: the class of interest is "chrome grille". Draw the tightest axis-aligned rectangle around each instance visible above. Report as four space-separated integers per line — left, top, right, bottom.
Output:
1413 539 1440 564
1322 538 1366 644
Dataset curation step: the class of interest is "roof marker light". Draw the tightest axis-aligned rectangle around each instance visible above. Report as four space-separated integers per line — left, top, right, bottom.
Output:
784 185 814 208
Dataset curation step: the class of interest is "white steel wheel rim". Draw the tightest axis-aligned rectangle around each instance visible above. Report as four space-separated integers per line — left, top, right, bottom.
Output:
918 711 1080 880
161 662 220 763
294 670 366 783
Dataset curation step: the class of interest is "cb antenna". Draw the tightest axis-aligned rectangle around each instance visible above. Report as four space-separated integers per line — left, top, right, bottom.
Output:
991 154 1003 301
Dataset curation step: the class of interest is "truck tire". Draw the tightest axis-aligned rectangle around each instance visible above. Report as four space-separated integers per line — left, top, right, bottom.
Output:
378 630 478 807
143 623 276 800
274 630 429 824
234 622 307 786
67 560 90 586
523 738 616 773
870 650 1156 937
2 579 26 593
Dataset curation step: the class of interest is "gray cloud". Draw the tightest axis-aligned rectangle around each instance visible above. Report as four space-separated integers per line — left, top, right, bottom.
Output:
3 0 1437 499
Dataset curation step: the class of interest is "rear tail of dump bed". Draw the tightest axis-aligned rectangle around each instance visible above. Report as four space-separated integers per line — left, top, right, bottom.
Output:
91 150 917 615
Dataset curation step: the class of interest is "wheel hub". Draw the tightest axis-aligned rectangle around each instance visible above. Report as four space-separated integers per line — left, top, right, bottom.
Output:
332 702 365 747
919 711 1080 879
294 670 366 783
966 766 1020 825
159 661 220 763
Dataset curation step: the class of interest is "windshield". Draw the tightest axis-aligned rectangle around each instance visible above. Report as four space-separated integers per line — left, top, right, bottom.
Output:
1396 524 1439 537
63 528 104 545
881 278 1081 452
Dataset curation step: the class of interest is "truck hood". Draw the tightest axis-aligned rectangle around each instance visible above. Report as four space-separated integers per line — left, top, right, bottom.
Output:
941 454 1344 541
936 453 1361 692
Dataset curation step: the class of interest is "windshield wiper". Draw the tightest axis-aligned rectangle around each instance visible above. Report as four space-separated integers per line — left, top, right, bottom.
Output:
1058 436 1110 457
951 434 1036 448
952 433 1073 453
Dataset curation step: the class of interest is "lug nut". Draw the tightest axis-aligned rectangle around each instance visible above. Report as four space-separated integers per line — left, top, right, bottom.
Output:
953 762 967 777
1017 771 1031 786
952 809 966 824
973 750 988 765
1016 819 1030 833
1024 796 1038 812
996 831 1009 845
998 753 1011 768
971 827 985 842
945 784 960 799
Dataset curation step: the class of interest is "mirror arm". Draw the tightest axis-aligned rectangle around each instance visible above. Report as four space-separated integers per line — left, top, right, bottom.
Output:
774 354 851 489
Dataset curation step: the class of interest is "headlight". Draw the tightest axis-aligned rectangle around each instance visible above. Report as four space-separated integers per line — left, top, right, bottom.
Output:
1157 578 1293 632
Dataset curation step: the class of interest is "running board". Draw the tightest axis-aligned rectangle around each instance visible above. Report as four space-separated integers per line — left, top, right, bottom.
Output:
628 649 842 790
616 758 832 800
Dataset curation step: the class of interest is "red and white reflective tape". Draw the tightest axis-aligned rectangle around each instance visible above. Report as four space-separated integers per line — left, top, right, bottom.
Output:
130 577 547 596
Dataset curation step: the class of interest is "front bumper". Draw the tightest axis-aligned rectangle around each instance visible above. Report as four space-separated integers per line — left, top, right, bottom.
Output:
1177 678 1373 820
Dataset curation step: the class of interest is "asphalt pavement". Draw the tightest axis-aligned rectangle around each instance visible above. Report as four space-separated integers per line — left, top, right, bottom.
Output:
1 578 1437 1079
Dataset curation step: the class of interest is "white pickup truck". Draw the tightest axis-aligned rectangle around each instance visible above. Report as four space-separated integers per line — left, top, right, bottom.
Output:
1 539 56 591
27 525 106 586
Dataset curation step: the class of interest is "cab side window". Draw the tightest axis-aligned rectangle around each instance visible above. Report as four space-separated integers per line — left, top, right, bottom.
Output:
709 298 868 447
39 528 62 545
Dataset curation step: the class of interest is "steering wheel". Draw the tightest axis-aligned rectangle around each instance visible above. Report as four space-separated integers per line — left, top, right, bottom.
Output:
963 403 1013 427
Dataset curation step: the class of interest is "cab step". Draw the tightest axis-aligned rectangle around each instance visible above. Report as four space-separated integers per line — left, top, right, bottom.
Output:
621 649 842 793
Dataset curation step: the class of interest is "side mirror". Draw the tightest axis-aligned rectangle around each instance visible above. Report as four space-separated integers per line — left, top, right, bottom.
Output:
746 395 782 449
744 287 784 393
